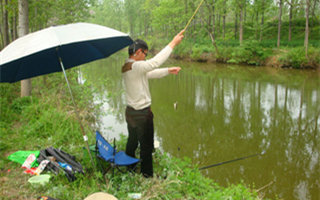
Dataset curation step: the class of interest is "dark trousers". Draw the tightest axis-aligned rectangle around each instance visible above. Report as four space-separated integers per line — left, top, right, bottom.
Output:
125 106 154 177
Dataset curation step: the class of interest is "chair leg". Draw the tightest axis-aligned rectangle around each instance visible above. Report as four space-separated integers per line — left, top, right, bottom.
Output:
117 166 125 173
97 159 105 173
104 166 112 176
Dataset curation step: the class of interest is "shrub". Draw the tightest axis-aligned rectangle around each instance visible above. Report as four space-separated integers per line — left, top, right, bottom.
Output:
307 47 320 68
191 45 203 60
217 46 233 62
278 47 320 69
223 41 272 65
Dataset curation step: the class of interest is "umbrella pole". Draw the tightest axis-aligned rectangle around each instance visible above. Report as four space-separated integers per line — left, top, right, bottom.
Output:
58 57 96 170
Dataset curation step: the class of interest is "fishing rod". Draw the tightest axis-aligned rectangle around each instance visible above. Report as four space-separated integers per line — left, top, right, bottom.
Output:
199 151 266 170
184 0 205 31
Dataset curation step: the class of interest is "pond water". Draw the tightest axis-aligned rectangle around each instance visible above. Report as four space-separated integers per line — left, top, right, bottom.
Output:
81 55 319 200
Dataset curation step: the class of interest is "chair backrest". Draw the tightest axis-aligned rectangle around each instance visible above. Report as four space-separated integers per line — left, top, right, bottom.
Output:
96 131 115 162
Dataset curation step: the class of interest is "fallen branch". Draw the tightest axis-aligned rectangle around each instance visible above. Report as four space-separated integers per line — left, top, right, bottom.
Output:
256 180 274 193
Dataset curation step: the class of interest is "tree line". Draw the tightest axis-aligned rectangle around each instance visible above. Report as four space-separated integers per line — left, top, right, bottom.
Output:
0 0 319 96
2 0 318 50
88 0 319 70
0 0 93 96
89 0 319 48
0 0 93 49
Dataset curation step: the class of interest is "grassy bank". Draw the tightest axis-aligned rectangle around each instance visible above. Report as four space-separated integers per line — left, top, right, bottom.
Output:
0 70 262 199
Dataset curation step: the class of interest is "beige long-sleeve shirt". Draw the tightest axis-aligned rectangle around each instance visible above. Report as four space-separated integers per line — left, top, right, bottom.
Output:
122 45 173 110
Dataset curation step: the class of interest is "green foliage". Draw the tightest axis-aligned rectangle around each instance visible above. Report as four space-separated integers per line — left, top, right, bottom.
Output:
3 0 319 68
228 41 273 65
217 46 234 62
0 0 94 49
278 47 307 68
151 0 187 34
307 46 320 67
189 44 215 60
89 0 128 33
191 45 203 60
175 39 274 66
278 47 320 69
172 39 193 57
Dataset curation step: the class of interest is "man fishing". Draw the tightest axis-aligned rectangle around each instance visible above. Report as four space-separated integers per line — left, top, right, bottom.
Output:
122 30 185 177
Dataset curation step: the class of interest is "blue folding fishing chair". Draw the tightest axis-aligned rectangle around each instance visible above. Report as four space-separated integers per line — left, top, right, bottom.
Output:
95 131 140 176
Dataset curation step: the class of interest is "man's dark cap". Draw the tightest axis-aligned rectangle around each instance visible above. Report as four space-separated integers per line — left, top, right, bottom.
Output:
128 39 148 55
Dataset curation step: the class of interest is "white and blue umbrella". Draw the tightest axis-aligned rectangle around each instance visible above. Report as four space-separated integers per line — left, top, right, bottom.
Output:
0 22 133 167
0 22 132 82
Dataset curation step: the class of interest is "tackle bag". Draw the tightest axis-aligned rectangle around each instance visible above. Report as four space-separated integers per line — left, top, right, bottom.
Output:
37 147 84 182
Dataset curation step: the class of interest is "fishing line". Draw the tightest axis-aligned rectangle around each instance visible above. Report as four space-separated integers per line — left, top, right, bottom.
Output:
184 0 205 31
199 151 266 170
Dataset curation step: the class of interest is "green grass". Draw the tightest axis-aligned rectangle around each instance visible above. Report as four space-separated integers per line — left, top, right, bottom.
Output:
0 70 262 199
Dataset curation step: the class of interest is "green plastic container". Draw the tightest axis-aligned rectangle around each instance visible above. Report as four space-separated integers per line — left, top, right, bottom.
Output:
28 174 51 185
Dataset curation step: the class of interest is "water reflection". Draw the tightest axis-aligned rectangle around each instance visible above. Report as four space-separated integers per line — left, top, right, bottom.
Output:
82 57 319 200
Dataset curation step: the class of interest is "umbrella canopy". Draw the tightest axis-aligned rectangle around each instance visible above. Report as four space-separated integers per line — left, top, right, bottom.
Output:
0 22 133 82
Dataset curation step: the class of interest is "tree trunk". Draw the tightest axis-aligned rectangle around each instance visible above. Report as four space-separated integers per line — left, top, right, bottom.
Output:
139 20 142 36
2 0 10 47
208 10 212 34
184 0 188 14
208 31 220 57
217 14 221 35
19 0 31 97
130 23 134 37
10 16 17 41
311 0 317 26
144 19 148 37
205 0 215 40
235 13 238 40
255 0 259 40
288 0 293 41
0 25 3 50
304 0 309 58
202 0 220 57
13 13 18 40
260 0 265 41
277 0 282 48
212 4 216 41
239 7 244 45
223 0 227 39
244 2 247 23
222 15 226 39
0 0 3 49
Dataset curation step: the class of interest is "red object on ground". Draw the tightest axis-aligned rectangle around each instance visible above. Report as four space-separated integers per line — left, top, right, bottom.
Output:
24 167 38 175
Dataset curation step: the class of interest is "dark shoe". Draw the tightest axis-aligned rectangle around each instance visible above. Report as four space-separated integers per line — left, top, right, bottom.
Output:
142 173 153 178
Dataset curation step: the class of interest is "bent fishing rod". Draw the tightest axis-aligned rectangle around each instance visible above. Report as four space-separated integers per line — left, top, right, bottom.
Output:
184 0 205 31
199 151 266 170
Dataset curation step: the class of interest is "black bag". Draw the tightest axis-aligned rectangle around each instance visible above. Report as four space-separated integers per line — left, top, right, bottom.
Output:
37 147 84 182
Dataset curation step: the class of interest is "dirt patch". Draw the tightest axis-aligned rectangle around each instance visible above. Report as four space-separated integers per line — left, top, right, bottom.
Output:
265 55 283 68
0 165 39 200
196 52 216 63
